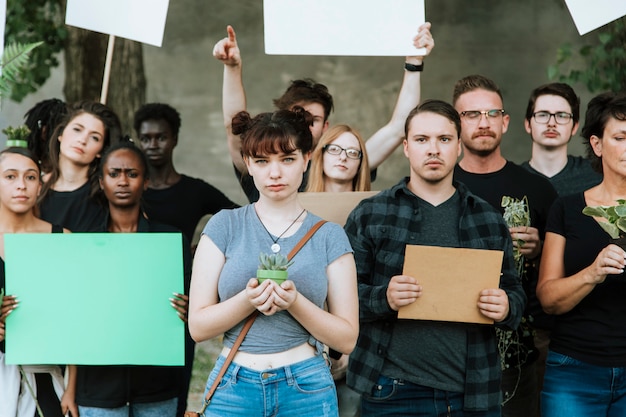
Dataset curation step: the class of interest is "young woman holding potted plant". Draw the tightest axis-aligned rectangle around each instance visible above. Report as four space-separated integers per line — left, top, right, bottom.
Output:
537 92 626 416
188 108 358 417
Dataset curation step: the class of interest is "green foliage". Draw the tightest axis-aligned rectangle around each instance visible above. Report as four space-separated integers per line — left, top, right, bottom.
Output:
582 199 626 238
258 252 294 271
5 0 67 102
501 195 531 278
0 42 43 100
548 18 626 93
2 125 31 141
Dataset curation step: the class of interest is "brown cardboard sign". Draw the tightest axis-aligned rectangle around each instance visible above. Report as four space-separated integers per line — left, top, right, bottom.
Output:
298 191 379 226
398 245 504 324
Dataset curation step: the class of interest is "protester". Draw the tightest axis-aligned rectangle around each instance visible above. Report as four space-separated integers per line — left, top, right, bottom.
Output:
189 108 358 416
452 74 557 417
212 23 434 202
345 99 525 416
305 124 371 193
68 141 190 417
134 102 239 244
537 92 626 417
521 82 601 196
0 147 74 417
38 100 122 232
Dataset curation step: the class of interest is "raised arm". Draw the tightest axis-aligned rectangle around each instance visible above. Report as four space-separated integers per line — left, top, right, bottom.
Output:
213 25 248 174
365 22 434 169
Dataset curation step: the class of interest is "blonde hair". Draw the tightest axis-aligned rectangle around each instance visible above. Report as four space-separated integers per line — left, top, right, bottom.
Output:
306 124 371 192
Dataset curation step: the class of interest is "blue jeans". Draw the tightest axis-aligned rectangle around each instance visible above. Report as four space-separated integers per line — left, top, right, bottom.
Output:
542 350 626 417
203 354 338 417
361 375 500 417
78 398 177 417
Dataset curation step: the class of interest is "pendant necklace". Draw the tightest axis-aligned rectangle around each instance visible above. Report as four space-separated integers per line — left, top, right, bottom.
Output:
256 207 307 253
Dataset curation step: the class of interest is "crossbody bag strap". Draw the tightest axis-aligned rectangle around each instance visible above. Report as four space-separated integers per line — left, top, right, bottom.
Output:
199 219 327 413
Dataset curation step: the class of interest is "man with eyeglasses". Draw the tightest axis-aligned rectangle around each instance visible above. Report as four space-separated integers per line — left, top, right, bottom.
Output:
452 75 557 417
521 83 601 196
212 24 434 203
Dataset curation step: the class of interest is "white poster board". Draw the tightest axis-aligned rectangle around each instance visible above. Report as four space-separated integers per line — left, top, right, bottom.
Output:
565 0 626 35
264 0 425 56
66 0 170 47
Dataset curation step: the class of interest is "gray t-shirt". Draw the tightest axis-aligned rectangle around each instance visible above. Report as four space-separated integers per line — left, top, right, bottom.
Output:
203 204 353 354
382 191 467 392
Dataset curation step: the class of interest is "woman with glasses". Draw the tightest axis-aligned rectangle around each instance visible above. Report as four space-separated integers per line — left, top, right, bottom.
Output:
537 92 626 417
306 125 371 192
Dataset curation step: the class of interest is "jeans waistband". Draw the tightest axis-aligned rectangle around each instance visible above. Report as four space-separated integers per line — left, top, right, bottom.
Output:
215 354 329 384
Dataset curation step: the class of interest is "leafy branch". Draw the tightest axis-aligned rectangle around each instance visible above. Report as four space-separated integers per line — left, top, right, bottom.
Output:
548 17 626 93
0 42 44 101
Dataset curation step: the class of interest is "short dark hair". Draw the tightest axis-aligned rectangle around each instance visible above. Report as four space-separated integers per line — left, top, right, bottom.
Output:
99 140 150 180
405 99 462 139
582 92 626 174
0 147 41 177
232 107 313 158
273 79 334 121
453 74 503 106
133 103 182 137
525 83 580 123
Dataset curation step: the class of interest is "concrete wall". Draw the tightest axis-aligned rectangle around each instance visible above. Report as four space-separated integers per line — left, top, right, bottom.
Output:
0 0 598 206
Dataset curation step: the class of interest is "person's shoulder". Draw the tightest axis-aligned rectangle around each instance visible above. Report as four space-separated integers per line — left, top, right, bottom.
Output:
567 155 595 170
506 161 555 191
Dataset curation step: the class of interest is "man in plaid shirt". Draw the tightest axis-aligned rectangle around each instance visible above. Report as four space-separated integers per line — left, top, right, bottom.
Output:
344 99 525 416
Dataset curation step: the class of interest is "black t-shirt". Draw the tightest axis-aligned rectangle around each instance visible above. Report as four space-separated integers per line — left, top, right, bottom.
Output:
546 193 626 366
39 182 106 232
454 160 558 366
143 175 239 242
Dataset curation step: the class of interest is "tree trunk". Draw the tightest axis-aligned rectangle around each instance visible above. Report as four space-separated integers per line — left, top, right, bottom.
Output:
63 26 146 138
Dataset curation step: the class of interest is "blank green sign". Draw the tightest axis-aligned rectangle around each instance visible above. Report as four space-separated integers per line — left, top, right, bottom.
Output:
4 233 184 366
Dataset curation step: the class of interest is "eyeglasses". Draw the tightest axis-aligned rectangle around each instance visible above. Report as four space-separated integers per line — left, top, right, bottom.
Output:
532 111 574 125
323 144 362 160
459 109 505 123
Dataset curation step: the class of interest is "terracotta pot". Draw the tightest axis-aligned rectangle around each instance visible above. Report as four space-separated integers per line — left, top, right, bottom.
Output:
257 269 288 284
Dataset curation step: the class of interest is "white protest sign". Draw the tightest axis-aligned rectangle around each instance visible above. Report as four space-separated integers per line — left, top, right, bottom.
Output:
264 0 425 56
66 0 169 47
565 0 626 35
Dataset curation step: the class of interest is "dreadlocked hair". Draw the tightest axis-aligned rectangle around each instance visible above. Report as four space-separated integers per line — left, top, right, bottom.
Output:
23 98 68 172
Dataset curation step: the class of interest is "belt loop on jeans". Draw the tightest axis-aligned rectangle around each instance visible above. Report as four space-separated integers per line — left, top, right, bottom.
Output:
284 363 295 386
230 363 241 385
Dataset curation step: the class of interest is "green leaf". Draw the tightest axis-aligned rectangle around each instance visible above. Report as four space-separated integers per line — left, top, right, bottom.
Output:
614 205 626 217
0 41 43 100
582 206 609 219
598 222 621 239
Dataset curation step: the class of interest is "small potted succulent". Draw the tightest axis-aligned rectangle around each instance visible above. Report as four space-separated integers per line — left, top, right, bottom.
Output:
3 125 30 148
257 252 294 284
582 199 626 248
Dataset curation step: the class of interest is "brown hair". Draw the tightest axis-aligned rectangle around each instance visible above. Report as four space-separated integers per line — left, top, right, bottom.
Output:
39 100 122 205
452 74 503 106
232 107 313 158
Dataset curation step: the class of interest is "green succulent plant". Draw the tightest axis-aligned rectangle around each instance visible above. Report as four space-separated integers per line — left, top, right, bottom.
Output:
258 252 294 271
582 199 626 239
3 125 30 148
